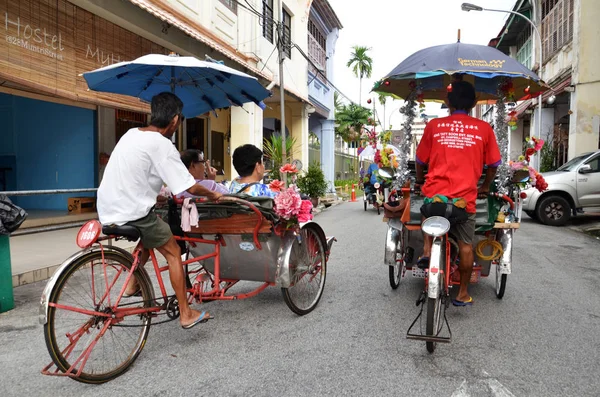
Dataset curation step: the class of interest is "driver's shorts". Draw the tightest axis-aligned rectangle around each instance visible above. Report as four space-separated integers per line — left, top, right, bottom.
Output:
450 213 477 245
126 209 173 249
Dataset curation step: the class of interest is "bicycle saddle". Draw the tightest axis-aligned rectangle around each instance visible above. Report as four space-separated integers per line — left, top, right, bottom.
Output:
101 224 141 241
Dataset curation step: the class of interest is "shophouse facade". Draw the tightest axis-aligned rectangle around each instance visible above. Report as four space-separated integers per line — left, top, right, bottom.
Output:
0 0 341 213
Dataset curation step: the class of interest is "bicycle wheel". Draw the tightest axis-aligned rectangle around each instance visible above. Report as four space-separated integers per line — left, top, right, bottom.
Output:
389 260 404 289
425 296 442 353
495 265 507 299
44 251 154 384
282 226 327 315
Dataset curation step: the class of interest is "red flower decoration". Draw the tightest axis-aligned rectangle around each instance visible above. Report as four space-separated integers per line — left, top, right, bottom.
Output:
269 180 284 192
534 173 548 192
280 164 298 174
525 148 536 161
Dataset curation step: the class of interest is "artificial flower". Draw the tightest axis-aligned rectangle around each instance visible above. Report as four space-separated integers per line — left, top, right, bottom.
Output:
274 187 302 220
298 200 313 223
269 179 284 192
280 164 299 174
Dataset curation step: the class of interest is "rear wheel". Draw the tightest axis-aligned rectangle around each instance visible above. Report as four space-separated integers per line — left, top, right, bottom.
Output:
364 200 367 211
44 252 154 384
425 297 442 353
282 226 327 315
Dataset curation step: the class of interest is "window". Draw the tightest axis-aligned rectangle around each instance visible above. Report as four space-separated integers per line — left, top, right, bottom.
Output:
585 156 600 173
541 0 574 62
262 0 274 43
516 25 532 69
308 18 327 79
115 110 146 143
282 9 291 58
218 0 237 14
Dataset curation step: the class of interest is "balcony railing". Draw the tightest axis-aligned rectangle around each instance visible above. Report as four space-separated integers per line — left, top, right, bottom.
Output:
308 34 326 80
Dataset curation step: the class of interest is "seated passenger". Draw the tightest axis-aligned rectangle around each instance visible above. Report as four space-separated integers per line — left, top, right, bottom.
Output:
228 144 277 198
176 149 228 199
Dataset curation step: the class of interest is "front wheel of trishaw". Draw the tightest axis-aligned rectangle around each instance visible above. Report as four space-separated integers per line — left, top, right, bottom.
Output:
495 267 507 299
282 226 327 315
44 251 154 384
425 297 442 354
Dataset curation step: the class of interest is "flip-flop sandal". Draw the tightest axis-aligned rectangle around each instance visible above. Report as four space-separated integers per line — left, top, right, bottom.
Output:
452 297 474 307
181 311 214 330
416 256 430 269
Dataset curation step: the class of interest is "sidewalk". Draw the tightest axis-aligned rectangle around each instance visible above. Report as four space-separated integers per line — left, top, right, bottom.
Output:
9 228 136 287
9 198 345 288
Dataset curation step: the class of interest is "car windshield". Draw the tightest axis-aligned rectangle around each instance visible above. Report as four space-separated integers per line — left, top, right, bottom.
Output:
556 153 592 171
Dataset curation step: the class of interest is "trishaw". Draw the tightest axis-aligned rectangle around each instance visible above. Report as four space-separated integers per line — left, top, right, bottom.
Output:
371 40 547 353
382 164 523 353
39 196 335 383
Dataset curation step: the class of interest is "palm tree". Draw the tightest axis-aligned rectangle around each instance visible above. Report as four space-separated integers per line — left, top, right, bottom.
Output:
346 46 373 105
335 103 372 143
378 93 388 132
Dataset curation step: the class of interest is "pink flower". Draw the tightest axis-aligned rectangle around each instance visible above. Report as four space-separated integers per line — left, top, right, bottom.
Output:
298 212 313 223
534 139 545 151
269 180 284 192
274 187 302 220
297 200 313 223
300 199 313 214
280 164 299 174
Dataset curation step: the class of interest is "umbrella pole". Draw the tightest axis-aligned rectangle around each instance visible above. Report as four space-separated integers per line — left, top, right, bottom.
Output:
170 67 183 150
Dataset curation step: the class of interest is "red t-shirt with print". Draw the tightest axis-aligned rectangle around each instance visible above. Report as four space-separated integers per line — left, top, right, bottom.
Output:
416 111 501 213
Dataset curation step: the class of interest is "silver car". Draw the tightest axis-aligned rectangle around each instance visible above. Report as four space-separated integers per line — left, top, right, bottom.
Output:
522 150 600 226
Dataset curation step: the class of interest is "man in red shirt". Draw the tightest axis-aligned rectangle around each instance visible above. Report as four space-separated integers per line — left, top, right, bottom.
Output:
415 81 501 306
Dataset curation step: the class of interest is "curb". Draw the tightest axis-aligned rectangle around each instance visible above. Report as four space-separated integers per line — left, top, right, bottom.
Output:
11 243 137 288
12 200 346 288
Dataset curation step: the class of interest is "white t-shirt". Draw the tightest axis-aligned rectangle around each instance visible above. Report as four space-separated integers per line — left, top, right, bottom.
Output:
97 128 195 225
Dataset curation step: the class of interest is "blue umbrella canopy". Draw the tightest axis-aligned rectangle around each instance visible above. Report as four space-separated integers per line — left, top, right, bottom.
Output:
373 42 547 102
82 53 271 118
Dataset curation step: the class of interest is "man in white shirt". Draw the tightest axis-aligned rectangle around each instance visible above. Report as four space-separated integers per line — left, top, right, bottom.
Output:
98 92 221 329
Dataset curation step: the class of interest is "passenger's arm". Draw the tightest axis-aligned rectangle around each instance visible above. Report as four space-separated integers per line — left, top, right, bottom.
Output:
187 183 222 201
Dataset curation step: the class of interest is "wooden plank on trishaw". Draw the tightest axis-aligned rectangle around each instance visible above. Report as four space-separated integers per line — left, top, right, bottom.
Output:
493 222 520 229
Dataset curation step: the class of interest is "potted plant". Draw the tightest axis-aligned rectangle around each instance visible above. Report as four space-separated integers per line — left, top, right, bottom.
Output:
296 162 328 207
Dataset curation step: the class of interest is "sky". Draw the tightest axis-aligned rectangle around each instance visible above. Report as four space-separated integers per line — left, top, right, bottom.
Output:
327 0 518 130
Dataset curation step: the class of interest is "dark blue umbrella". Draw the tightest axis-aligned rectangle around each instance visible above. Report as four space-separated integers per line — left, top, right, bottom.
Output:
82 53 271 118
373 42 547 102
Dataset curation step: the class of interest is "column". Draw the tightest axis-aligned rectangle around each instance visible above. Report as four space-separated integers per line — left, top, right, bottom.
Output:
290 102 309 169
320 119 335 193
230 103 262 179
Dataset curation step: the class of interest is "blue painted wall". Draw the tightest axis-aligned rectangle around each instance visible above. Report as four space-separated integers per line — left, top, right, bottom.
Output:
0 93 96 210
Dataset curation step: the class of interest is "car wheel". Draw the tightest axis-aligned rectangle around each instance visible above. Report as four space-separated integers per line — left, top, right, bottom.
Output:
524 210 537 220
536 195 571 226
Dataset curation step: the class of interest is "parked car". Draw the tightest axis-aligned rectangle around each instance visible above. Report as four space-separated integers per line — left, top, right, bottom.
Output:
522 150 600 226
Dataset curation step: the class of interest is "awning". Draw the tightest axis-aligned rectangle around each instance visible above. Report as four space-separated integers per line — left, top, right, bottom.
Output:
513 76 572 118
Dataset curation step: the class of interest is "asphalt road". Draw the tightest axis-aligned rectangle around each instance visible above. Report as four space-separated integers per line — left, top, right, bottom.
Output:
1 201 599 396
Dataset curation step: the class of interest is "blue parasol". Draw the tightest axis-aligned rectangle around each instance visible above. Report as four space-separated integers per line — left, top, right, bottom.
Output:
82 53 271 118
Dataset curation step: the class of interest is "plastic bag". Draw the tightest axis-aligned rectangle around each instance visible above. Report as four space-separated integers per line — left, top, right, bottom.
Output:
0 194 28 235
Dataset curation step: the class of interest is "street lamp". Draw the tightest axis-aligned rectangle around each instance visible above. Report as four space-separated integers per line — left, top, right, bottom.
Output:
461 2 544 169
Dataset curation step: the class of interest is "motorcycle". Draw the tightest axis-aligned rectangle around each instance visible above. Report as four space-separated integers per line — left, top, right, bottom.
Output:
363 169 394 215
